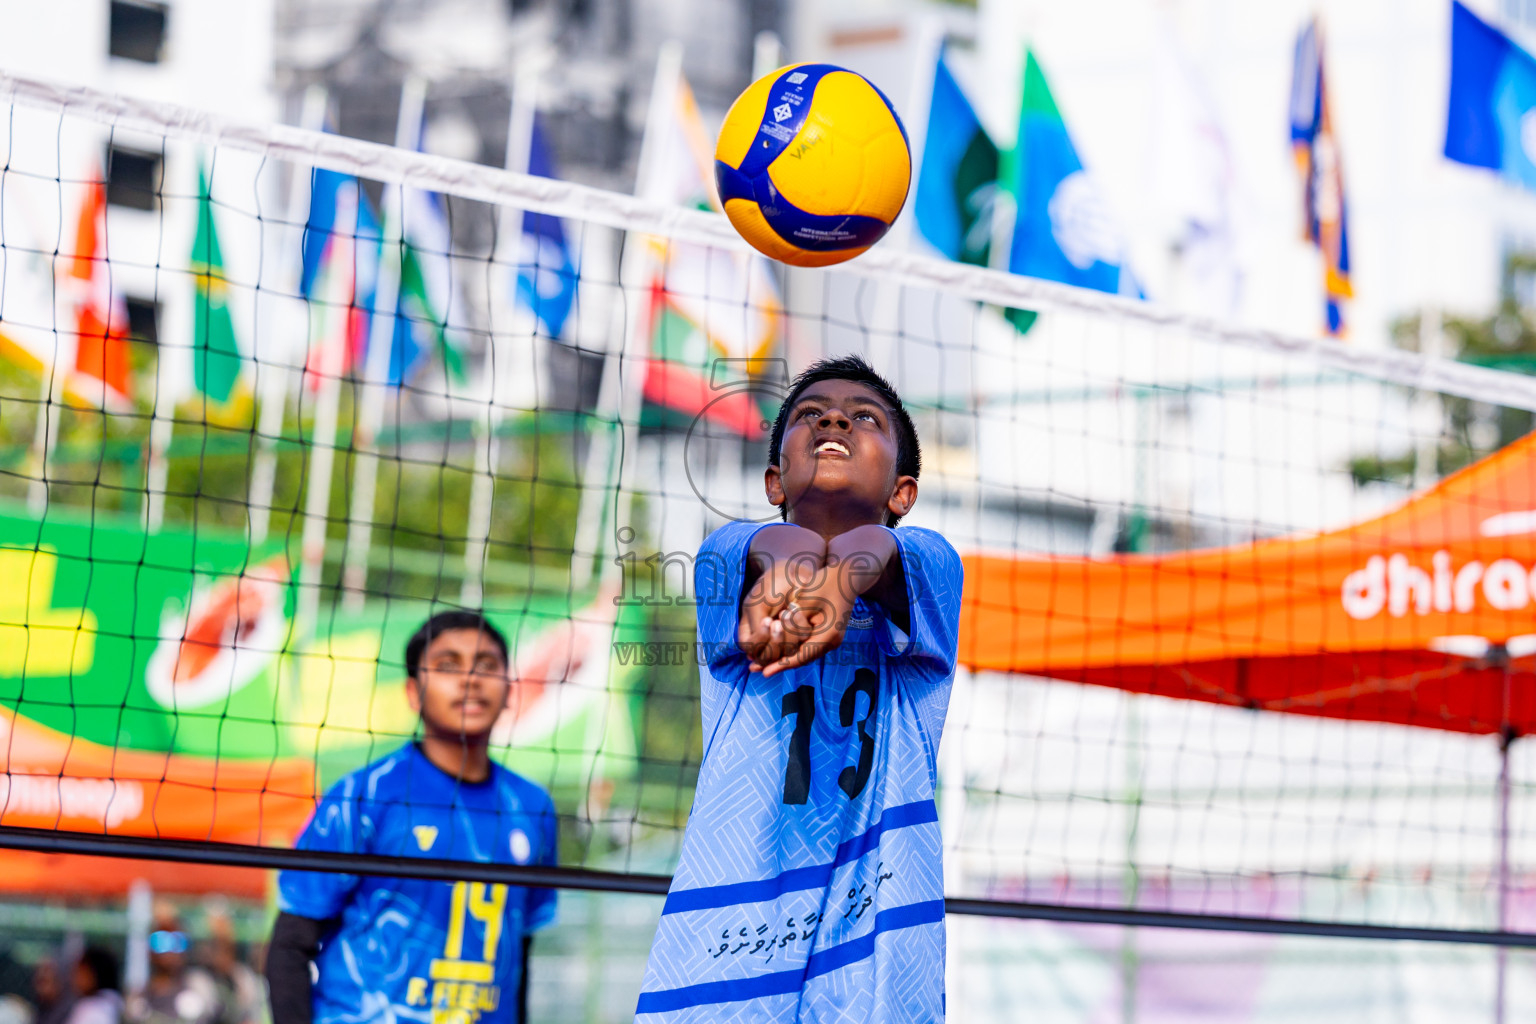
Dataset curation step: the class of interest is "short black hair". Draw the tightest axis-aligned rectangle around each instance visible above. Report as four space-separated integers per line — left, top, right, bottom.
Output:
78 946 120 994
404 610 509 679
767 355 921 525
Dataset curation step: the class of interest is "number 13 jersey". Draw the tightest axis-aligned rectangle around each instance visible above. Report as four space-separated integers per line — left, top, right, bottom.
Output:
637 522 963 1023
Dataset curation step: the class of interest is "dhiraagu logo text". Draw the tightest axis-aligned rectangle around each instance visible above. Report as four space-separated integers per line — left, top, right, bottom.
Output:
1342 550 1536 619
403 882 509 1024
0 547 95 678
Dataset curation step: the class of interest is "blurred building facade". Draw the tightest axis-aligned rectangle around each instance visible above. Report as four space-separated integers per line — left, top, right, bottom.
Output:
0 0 278 390
273 0 789 190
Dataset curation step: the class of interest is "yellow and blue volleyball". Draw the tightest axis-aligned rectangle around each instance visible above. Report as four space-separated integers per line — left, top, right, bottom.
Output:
715 64 910 268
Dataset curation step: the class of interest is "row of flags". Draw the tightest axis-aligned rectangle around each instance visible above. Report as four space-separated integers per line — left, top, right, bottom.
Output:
28 0 1536 437
6 114 578 421
914 46 1135 336
32 7 1494 435
913 25 1349 337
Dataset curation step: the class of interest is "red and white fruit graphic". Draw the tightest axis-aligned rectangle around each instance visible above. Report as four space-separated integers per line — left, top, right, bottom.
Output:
145 558 289 710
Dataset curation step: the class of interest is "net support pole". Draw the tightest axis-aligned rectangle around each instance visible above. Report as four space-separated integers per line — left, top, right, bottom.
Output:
342 76 425 611
571 41 681 586
1496 734 1511 1024
462 62 540 607
1120 690 1145 1024
1496 660 1513 1024
249 85 328 546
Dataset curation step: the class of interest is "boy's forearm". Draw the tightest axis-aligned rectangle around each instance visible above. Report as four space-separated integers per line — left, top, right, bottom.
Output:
825 526 897 593
746 524 827 590
827 525 908 630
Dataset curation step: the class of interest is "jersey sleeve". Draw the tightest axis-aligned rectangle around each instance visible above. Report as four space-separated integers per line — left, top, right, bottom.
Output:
875 526 963 674
692 520 771 675
277 775 367 921
524 790 560 933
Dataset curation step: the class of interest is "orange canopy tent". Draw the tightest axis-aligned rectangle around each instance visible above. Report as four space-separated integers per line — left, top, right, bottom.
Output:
959 432 1536 737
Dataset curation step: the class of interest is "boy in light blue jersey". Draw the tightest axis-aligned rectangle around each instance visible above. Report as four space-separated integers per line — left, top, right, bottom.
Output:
266 611 558 1024
637 356 963 1023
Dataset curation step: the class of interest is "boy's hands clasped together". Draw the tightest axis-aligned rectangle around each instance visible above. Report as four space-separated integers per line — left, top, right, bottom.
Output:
738 524 905 677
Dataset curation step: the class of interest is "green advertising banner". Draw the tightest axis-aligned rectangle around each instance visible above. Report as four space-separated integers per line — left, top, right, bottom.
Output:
0 503 291 759
0 500 643 795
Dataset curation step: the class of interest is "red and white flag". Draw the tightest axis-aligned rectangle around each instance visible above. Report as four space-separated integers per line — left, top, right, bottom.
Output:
63 175 132 410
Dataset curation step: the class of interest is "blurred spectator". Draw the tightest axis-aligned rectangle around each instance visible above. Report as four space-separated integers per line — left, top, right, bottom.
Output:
32 957 74 1024
124 909 220 1024
64 948 121 1024
0 994 33 1024
199 913 264 1024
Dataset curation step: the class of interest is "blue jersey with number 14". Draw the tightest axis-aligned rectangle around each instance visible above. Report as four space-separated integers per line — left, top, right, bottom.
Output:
278 743 558 1024
637 522 962 1023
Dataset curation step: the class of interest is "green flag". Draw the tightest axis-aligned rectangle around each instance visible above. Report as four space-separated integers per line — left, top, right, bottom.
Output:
190 163 243 407
393 235 467 384
380 183 469 386
915 51 999 267
1002 50 1133 314
914 49 1036 334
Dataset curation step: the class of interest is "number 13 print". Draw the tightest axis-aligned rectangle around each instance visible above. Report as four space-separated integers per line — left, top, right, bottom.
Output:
779 669 879 805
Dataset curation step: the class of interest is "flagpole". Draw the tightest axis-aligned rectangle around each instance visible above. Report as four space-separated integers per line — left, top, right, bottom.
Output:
866 14 944 376
570 41 682 587
752 31 782 78
250 85 328 546
28 272 78 515
143 282 176 529
461 61 541 607
296 182 360 638
145 151 212 531
342 75 426 611
894 17 983 561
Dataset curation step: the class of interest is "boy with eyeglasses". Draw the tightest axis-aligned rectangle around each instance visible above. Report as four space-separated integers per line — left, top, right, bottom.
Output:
266 611 558 1024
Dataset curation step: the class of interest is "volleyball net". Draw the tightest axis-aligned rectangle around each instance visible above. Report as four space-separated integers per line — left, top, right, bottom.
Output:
2 70 1536 950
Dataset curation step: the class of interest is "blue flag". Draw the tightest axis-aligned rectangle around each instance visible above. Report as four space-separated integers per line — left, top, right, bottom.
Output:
300 165 381 375
1005 51 1134 297
1445 0 1536 193
915 51 999 266
299 167 345 299
1290 18 1351 336
515 115 576 339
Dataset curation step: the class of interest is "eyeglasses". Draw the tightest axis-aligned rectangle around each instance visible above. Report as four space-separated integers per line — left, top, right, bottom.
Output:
148 930 188 954
422 663 508 679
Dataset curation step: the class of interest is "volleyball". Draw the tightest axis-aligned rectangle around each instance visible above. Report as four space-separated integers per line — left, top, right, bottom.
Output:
714 63 911 267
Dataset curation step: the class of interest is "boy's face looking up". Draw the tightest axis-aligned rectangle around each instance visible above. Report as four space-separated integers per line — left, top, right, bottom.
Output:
767 378 918 530
407 627 510 741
